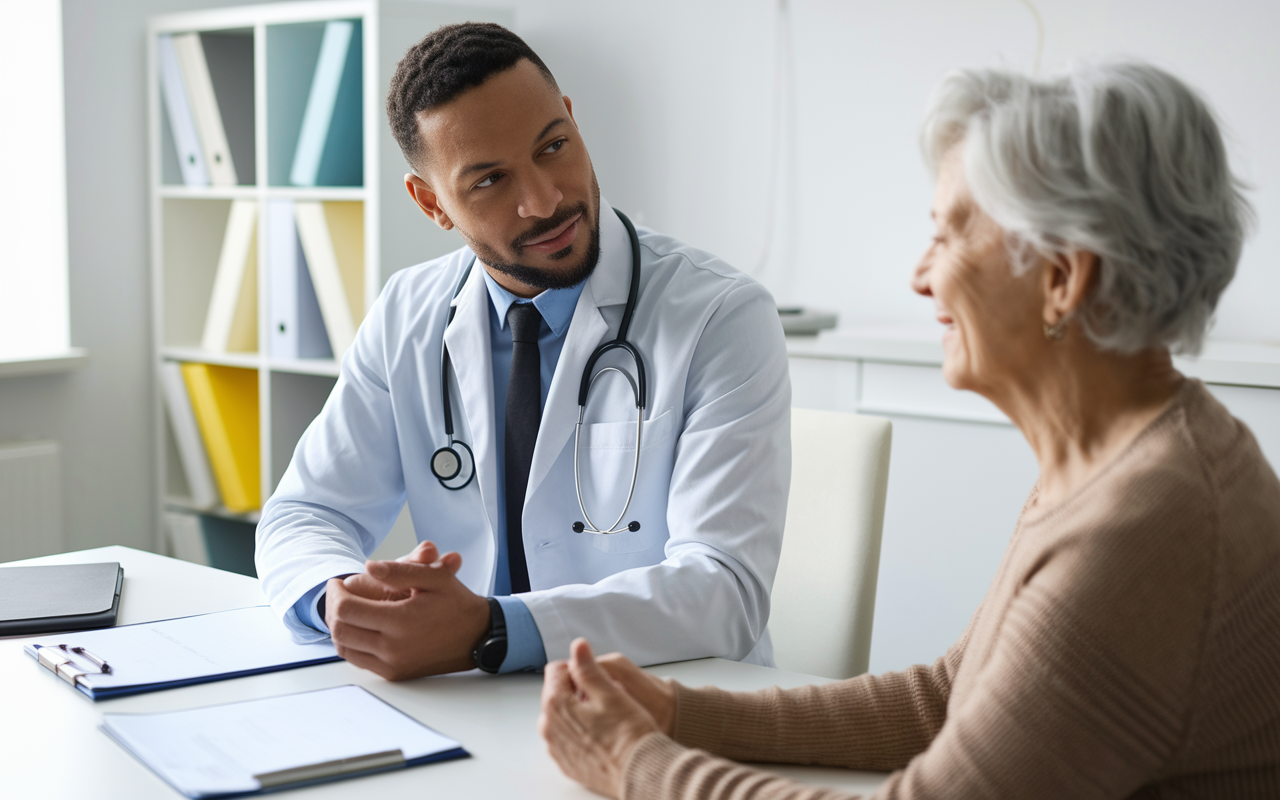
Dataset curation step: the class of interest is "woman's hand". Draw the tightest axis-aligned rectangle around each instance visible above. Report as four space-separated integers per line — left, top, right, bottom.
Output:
594 651 677 736
539 638 663 798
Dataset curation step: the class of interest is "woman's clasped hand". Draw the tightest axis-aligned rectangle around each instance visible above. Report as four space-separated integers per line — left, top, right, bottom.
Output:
538 638 676 798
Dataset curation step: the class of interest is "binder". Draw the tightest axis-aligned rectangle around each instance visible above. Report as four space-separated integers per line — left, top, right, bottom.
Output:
99 685 467 798
157 34 209 186
0 563 123 636
289 20 362 187
23 606 338 700
172 32 238 186
199 30 256 187
160 361 219 508
294 201 363 358
201 199 258 354
181 363 260 513
267 199 331 359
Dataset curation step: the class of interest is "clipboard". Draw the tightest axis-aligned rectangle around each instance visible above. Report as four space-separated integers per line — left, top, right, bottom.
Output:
101 685 469 798
23 606 339 699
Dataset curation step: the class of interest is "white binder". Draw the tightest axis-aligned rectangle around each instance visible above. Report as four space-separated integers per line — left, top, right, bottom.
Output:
157 34 209 186
293 201 357 358
267 199 332 359
159 361 219 508
201 199 258 353
172 32 238 186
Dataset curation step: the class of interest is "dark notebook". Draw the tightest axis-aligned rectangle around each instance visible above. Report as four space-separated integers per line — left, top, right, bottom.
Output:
0 562 123 636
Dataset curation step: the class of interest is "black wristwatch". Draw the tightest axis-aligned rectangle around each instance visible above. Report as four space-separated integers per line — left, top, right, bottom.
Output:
472 597 507 674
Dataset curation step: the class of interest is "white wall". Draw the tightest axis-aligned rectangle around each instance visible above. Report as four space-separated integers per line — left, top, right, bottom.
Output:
490 0 1280 343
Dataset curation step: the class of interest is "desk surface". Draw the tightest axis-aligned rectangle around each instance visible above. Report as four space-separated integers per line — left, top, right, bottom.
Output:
1 547 889 799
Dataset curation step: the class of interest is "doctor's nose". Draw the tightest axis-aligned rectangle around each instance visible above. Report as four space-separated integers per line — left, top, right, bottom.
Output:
516 173 563 219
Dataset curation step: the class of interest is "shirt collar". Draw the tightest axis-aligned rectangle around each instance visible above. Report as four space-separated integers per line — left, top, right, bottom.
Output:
481 268 585 339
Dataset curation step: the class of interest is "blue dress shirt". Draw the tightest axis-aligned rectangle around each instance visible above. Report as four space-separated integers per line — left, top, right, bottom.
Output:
294 267 586 674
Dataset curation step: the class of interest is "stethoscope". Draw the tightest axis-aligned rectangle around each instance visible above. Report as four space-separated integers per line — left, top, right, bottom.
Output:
430 208 648 536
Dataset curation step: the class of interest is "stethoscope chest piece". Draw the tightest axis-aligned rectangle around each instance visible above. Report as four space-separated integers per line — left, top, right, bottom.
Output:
432 439 475 490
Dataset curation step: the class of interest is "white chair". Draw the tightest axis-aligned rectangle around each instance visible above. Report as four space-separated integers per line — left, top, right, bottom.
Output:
769 408 893 680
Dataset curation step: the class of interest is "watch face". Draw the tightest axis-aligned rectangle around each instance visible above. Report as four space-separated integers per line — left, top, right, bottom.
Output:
476 636 508 673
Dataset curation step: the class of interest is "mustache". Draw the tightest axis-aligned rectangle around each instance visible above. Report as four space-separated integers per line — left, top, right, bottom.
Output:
511 202 589 250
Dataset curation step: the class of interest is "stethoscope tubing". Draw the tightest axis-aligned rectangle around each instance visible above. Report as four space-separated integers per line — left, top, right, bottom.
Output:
433 208 648 536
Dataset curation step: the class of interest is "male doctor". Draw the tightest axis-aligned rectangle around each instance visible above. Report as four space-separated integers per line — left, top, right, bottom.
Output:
255 22 791 679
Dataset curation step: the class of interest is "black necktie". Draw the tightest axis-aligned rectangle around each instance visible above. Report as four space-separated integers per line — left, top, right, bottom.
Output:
505 303 542 594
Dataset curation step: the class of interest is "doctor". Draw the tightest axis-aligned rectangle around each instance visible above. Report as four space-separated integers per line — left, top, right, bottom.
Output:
255 22 791 679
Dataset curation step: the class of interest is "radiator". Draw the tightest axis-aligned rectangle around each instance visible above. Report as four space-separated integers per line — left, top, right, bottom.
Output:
0 441 63 562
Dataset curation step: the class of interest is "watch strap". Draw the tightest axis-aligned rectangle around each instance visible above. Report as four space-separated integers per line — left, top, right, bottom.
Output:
473 597 507 673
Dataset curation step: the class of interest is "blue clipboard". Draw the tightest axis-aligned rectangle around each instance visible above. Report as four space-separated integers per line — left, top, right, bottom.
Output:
23 606 340 700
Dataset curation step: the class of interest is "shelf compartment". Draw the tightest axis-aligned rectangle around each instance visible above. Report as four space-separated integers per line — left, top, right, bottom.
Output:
270 371 338 490
266 18 363 188
159 28 256 187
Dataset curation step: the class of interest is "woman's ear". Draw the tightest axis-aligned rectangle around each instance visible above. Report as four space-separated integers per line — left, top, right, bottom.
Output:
1042 249 1099 326
404 172 454 231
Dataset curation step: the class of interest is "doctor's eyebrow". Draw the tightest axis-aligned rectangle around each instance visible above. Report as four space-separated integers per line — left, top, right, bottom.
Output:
457 118 569 180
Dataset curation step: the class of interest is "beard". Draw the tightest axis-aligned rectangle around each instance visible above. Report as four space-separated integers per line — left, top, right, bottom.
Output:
459 172 602 292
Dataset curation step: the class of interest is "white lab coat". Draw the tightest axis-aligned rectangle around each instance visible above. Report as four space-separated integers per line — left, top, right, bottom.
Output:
256 202 792 666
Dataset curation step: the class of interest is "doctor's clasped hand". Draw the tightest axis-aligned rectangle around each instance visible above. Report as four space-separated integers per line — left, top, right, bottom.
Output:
324 541 490 679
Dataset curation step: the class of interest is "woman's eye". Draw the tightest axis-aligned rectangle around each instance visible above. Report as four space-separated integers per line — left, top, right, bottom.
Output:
476 173 503 189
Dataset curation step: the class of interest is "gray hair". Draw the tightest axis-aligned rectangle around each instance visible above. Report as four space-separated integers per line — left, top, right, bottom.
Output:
921 61 1253 355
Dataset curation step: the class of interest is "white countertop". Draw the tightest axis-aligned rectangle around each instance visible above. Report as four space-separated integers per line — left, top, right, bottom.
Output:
787 326 1280 389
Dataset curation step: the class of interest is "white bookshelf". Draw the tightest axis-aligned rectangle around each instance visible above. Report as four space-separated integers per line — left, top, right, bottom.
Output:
148 1 513 555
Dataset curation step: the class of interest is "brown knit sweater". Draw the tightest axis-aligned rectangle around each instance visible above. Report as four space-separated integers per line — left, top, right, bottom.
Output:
623 380 1280 799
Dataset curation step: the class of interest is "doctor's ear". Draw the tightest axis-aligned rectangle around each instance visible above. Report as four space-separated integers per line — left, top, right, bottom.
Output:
404 172 454 231
563 95 575 125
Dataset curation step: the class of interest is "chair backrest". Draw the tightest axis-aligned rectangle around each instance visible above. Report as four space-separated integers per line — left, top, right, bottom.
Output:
770 408 892 680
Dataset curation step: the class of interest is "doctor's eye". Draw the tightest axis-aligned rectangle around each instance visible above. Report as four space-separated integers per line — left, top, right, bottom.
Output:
476 172 505 189
542 138 567 155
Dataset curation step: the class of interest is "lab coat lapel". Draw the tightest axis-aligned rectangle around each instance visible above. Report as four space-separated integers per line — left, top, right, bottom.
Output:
527 204 633 502
442 261 500 541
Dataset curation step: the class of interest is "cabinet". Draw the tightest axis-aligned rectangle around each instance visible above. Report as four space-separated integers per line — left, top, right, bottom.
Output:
789 329 1280 673
148 1 512 570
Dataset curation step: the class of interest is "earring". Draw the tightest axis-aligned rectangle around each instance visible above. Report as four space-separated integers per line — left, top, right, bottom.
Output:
1043 320 1066 341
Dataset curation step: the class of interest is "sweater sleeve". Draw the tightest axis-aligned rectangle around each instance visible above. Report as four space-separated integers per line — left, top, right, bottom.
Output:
624 499 1212 800
666 633 969 771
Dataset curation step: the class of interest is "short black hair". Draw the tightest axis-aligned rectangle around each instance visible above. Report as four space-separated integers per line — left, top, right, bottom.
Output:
386 22 558 170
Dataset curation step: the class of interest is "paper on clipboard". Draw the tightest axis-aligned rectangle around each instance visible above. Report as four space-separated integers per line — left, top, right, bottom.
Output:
23 606 339 699
101 685 467 798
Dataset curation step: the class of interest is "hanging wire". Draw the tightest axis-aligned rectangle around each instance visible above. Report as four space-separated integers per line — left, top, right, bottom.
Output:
1016 0 1045 75
752 0 795 280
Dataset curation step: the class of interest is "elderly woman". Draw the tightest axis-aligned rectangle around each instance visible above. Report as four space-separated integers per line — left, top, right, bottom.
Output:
538 60 1280 798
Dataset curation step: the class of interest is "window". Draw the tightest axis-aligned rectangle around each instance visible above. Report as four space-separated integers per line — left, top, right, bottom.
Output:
0 0 71 362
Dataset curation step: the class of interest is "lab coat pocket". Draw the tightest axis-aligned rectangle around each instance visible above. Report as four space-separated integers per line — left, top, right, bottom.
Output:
576 409 674 554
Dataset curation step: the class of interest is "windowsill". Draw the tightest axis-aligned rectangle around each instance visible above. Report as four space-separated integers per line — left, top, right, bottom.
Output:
0 348 90 378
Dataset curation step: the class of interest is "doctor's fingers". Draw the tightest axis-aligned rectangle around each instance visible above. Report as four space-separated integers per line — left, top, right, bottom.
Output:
325 584 410 632
328 617 393 662
396 540 440 563
342 571 412 602
332 640 403 680
365 557 463 590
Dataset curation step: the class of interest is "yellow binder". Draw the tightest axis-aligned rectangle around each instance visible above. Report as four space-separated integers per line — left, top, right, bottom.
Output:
180 363 260 512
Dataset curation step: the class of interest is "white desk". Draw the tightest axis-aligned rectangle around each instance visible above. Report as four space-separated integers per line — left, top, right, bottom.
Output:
1 547 889 798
